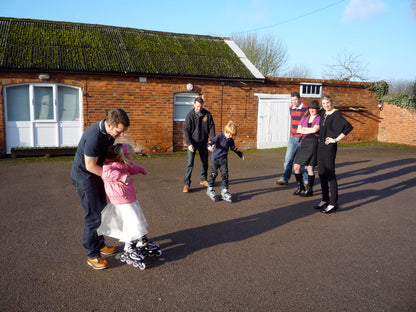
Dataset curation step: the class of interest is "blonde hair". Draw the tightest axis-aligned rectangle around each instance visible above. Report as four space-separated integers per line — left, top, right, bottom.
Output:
105 143 134 164
224 121 237 136
322 94 333 103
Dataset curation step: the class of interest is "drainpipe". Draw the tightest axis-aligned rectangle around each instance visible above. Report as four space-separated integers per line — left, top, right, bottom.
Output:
220 82 224 130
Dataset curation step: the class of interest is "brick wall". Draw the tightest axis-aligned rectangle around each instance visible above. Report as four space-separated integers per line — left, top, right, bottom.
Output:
378 102 416 146
250 78 380 145
308 80 380 143
0 72 381 154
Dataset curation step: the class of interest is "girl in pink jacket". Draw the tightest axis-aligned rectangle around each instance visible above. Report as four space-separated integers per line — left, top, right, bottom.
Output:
97 143 160 267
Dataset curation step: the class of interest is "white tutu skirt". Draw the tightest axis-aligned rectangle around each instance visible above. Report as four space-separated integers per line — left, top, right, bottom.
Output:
98 200 148 243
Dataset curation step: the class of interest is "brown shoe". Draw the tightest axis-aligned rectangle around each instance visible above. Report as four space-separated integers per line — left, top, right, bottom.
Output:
200 181 208 187
100 245 116 255
87 258 109 270
276 180 289 186
183 185 190 193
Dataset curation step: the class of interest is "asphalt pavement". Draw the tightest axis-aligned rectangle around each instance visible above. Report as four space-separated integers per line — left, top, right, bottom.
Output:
0 145 415 312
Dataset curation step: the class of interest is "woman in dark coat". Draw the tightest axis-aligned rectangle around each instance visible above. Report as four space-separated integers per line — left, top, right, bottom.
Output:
315 94 353 214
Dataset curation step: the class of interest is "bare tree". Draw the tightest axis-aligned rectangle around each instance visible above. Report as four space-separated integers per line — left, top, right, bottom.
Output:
322 49 369 81
284 64 313 79
388 79 415 95
231 33 288 77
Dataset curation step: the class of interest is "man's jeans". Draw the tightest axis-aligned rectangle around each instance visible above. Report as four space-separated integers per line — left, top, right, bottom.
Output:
72 177 106 259
280 136 307 183
183 142 209 186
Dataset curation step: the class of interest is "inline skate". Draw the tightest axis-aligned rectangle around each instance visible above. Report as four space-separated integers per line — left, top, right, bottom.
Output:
206 186 217 202
137 237 163 258
117 248 146 270
221 187 232 203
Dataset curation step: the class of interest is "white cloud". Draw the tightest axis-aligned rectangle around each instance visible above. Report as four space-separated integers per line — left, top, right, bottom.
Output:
343 0 386 21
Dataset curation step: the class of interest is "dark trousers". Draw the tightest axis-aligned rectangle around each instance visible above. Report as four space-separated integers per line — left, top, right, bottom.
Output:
208 159 229 189
318 171 338 205
72 177 107 259
317 142 338 205
183 142 209 186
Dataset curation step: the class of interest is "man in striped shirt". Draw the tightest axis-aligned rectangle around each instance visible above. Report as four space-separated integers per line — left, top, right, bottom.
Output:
276 91 308 186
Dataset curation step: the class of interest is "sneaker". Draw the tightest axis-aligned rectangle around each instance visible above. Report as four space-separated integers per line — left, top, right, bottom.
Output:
183 185 190 193
200 180 209 186
276 180 288 186
87 257 109 270
100 245 116 255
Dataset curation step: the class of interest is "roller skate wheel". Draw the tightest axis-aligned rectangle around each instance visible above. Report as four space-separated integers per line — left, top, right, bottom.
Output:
133 261 146 270
155 250 163 257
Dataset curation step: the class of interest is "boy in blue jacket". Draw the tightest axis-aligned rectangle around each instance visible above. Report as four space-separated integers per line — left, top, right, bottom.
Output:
207 121 245 203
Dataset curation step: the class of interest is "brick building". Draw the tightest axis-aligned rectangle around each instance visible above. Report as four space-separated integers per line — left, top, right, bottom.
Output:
0 17 384 155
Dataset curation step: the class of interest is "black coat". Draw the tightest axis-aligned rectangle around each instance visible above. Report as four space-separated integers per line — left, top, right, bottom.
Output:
183 108 216 146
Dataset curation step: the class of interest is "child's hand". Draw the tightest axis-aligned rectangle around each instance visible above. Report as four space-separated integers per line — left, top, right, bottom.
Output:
241 155 245 160
139 166 147 175
208 145 214 152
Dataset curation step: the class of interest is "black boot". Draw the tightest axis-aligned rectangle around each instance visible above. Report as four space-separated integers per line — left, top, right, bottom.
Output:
301 175 315 197
293 173 305 195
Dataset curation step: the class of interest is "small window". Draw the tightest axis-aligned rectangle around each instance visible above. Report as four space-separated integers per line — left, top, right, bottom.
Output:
34 86 54 120
174 93 198 121
58 86 80 121
300 83 322 98
6 85 30 121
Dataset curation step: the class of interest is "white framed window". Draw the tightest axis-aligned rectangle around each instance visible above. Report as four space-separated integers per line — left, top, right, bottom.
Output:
4 83 82 153
300 83 322 98
5 83 81 123
174 92 198 121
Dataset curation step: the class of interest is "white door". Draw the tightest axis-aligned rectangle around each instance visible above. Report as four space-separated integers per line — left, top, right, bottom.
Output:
255 93 290 149
33 85 58 147
4 84 82 153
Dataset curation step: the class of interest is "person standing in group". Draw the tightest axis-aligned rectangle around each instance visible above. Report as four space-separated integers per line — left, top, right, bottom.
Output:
183 96 215 193
292 100 321 197
315 94 353 214
206 121 245 203
97 143 160 270
276 91 308 187
71 108 130 270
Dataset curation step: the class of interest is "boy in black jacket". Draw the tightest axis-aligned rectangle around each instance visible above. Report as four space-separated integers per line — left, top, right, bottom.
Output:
206 121 245 203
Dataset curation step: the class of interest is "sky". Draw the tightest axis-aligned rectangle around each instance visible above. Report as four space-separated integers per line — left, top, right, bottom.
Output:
1 0 416 82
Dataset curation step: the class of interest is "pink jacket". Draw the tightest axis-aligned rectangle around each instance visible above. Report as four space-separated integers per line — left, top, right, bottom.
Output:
102 160 146 204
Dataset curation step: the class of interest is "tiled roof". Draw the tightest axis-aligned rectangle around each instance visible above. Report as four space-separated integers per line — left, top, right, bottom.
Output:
0 17 264 80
